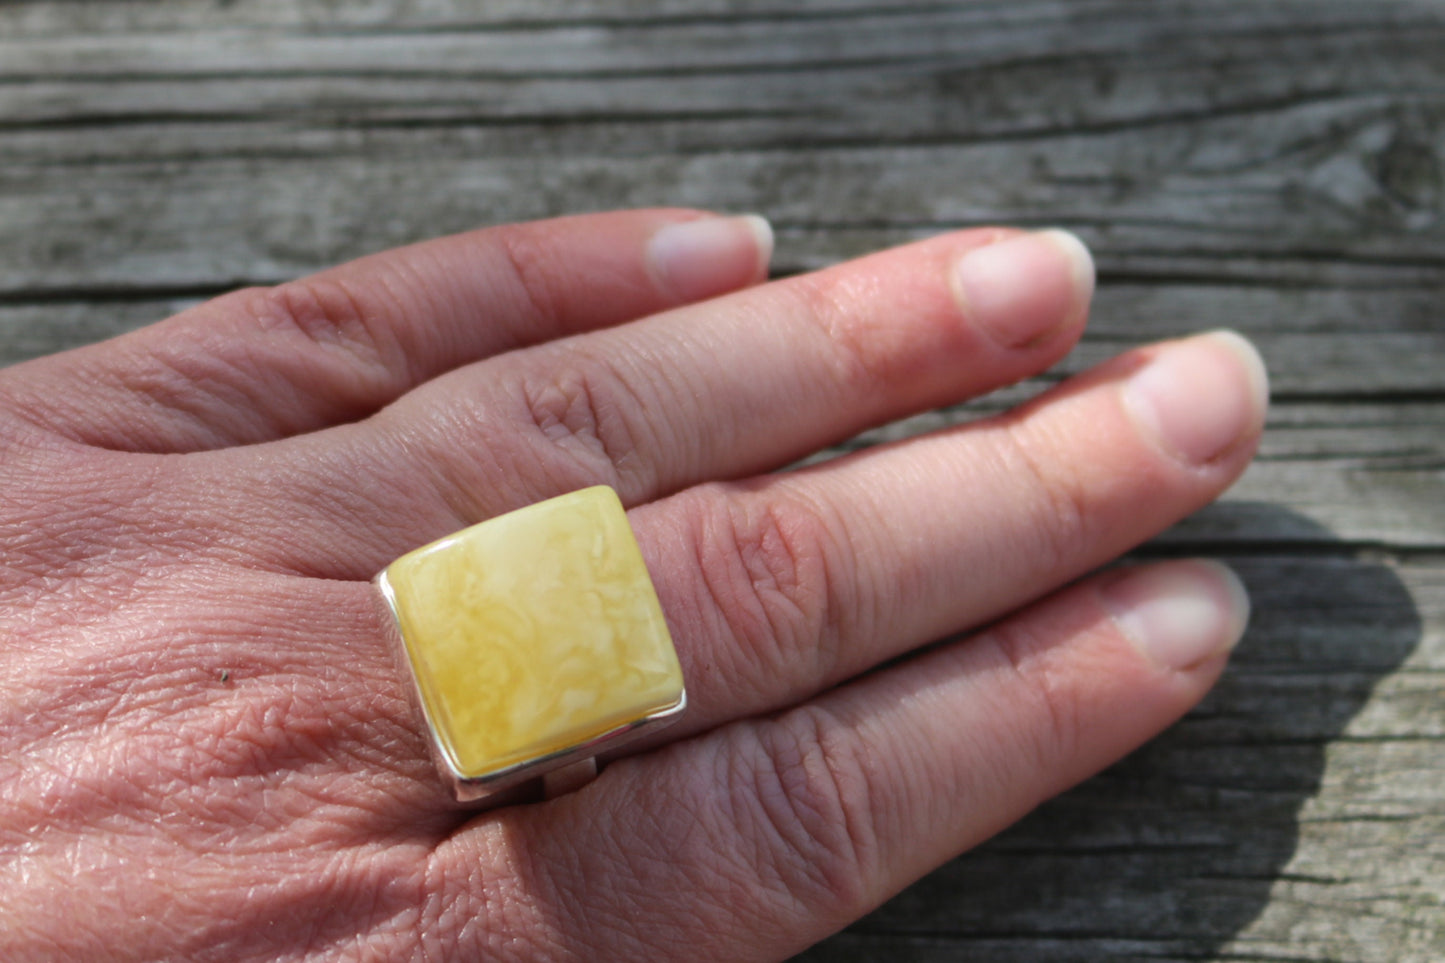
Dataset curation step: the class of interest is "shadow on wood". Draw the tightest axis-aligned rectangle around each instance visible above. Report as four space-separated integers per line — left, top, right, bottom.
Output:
800 505 1422 962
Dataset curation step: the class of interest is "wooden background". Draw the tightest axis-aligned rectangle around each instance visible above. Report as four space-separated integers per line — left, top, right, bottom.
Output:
2 1 1441 960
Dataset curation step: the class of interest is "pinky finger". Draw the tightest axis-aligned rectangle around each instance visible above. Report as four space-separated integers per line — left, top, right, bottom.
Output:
431 559 1249 961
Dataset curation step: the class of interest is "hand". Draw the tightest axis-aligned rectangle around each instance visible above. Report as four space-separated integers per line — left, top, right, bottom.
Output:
0 210 1265 961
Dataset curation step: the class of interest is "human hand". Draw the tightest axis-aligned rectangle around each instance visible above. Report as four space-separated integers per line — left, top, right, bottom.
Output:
0 209 1265 961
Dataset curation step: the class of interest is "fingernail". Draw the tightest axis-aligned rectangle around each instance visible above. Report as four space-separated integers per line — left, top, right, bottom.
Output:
1102 560 1250 671
953 229 1095 348
647 214 774 302
1123 330 1270 465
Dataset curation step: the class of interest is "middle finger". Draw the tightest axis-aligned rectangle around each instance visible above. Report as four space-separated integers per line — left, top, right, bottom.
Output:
211 228 1094 578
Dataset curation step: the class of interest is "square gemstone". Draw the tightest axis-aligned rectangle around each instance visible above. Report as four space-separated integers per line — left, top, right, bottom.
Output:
379 486 684 789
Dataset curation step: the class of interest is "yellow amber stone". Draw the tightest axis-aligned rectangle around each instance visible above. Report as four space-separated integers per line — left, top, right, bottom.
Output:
381 486 683 782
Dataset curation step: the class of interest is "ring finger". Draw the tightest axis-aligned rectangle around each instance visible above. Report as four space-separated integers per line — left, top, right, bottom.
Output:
635 329 1267 738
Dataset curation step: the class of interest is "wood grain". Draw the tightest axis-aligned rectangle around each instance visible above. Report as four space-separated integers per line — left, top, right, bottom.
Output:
1 2 1441 960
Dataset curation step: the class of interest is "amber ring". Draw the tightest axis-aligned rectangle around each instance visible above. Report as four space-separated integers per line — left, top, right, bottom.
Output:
374 486 686 805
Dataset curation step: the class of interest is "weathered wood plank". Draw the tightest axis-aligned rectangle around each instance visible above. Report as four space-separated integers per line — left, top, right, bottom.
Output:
2 3 1443 294
0 0 934 34
4 3 1440 84
1 0 1431 36
5 108 1445 293
0 2 1439 961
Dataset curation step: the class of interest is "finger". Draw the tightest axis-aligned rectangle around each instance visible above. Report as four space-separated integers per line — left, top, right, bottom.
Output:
0 333 1266 844
633 330 1268 739
433 559 1250 960
219 228 1095 576
0 209 772 453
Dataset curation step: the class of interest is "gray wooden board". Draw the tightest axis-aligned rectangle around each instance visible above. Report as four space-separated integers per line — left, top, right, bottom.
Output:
0 2 1441 960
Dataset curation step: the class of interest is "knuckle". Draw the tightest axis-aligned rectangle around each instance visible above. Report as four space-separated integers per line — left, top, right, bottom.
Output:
495 226 565 334
515 352 651 492
684 487 847 687
995 424 1095 572
730 710 879 914
978 620 1081 773
248 278 400 380
786 272 900 393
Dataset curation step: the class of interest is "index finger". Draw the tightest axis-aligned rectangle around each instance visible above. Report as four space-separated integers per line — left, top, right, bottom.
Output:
0 209 773 453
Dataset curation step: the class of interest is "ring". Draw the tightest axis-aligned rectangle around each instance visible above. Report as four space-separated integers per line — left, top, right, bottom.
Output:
374 485 687 805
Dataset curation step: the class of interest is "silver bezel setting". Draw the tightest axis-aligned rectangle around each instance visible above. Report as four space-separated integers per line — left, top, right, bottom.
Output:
374 569 687 805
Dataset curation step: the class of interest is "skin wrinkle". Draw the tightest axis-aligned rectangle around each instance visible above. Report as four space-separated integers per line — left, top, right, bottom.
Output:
926 617 1096 824
0 453 247 618
13 352 188 452
587 342 671 491
9 701 342 846
982 414 1098 580
818 656 987 859
222 329 374 440
646 324 725 482
977 619 1086 780
0 576 436 858
682 484 832 705
432 750 723 962
738 709 877 918
206 842 431 963
17 766 414 864
264 275 391 353
576 727 854 960
0 574 383 734
782 471 890 680
191 437 450 580
94 267 408 452
6 447 352 617
510 326 706 503
250 276 422 435
370 248 456 383
101 346 274 453
1 799 438 963
254 844 427 963
426 822 559 963
495 225 569 345
526 771 716 960
517 349 644 497
372 390 536 533
1 213 714 464
706 741 795 904
837 687 937 865
7 653 208 748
